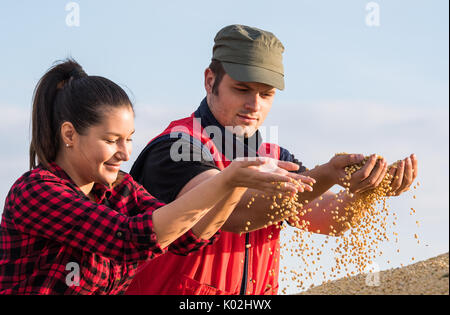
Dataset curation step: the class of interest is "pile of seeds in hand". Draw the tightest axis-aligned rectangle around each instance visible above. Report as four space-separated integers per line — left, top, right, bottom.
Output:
246 153 420 293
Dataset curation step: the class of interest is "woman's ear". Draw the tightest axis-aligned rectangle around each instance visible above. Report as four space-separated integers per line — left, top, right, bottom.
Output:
60 121 76 148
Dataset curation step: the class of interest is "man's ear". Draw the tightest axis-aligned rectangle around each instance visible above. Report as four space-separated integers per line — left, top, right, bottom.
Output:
60 121 77 147
204 68 216 94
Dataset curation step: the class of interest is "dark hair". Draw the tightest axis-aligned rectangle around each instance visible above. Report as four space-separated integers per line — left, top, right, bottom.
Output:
29 58 133 170
208 59 226 95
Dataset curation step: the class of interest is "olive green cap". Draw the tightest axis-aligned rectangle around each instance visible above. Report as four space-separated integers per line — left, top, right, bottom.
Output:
213 24 285 90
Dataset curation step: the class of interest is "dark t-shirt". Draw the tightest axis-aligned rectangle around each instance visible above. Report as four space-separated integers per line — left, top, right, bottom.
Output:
130 98 307 204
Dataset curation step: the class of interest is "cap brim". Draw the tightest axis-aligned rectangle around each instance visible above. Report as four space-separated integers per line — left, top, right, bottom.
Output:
222 62 285 90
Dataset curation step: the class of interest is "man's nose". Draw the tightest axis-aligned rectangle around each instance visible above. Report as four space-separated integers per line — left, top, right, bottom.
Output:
244 93 261 112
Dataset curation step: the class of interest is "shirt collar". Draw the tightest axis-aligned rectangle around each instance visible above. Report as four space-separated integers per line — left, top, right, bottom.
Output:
45 162 112 203
193 97 263 160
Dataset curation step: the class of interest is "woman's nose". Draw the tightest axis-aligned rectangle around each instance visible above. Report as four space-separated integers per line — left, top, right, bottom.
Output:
117 142 131 161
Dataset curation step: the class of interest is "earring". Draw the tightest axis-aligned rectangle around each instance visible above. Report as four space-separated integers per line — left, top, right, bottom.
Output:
66 143 71 148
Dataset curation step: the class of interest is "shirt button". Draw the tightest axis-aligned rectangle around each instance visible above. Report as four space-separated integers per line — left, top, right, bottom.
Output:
116 231 123 238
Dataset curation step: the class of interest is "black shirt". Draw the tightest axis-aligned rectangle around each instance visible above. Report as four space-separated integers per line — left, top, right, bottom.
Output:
130 98 307 204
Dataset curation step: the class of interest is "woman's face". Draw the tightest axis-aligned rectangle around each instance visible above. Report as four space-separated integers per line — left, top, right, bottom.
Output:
70 105 135 186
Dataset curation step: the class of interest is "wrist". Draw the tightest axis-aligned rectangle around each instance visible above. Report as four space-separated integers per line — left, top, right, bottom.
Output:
220 165 237 190
323 161 339 185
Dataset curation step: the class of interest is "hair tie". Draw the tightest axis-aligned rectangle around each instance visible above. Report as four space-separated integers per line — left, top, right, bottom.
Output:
69 69 82 79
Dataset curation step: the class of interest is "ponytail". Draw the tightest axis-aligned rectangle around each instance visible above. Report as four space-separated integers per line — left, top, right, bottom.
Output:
29 59 132 170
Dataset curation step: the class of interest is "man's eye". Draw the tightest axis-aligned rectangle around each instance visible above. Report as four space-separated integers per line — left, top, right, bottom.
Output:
126 138 133 142
106 140 117 144
235 88 248 92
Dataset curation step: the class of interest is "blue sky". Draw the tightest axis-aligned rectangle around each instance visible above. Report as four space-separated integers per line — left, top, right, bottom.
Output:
0 0 448 293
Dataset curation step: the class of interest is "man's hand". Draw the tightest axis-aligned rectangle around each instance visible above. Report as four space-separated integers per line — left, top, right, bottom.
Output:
387 153 418 196
328 153 388 194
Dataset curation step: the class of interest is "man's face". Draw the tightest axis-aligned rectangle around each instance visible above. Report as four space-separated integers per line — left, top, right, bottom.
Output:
205 70 276 137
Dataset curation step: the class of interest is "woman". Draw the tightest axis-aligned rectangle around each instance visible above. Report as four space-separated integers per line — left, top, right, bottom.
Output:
0 59 314 294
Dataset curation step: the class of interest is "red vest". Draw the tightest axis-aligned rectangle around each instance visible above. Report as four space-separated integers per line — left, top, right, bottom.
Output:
125 115 282 295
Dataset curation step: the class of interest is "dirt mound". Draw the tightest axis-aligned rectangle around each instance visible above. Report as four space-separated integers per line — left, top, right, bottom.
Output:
298 253 449 295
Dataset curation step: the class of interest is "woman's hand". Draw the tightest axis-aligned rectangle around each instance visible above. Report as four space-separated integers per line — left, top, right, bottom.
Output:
223 157 315 195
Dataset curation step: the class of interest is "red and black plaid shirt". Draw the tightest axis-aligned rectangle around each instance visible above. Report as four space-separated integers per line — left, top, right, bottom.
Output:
0 162 216 294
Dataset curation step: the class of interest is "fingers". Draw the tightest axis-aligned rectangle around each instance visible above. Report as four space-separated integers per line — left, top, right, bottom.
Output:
332 153 365 168
250 171 315 195
351 154 418 197
289 179 313 193
357 157 387 193
350 154 378 184
386 164 397 196
387 164 396 181
266 181 302 195
411 153 418 182
390 160 405 195
347 154 365 166
243 157 293 174
277 160 300 172
232 157 316 195
383 154 418 197
255 181 297 195
234 157 267 168
284 173 315 193
286 172 316 186
396 156 414 195
260 172 294 185
373 159 388 187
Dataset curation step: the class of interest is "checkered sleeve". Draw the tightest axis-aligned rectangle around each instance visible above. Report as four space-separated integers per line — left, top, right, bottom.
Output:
167 228 220 256
10 177 166 264
131 180 220 256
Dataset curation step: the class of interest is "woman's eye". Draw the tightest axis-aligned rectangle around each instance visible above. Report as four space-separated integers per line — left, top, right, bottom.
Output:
106 139 117 144
126 138 133 142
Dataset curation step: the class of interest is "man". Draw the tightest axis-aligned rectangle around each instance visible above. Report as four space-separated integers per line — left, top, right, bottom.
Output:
125 24 418 295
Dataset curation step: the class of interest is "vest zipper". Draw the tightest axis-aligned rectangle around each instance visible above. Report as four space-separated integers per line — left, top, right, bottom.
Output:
239 233 250 295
